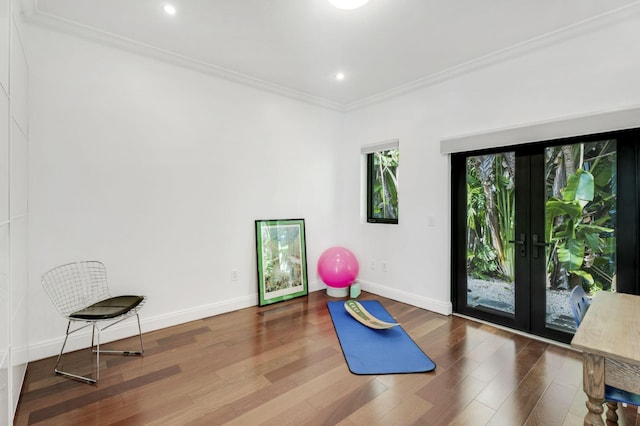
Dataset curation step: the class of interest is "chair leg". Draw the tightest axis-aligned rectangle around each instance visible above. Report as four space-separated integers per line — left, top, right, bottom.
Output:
93 314 144 356
605 401 619 423
53 321 71 374
95 325 100 382
54 321 97 384
91 323 96 349
56 315 144 385
137 314 145 354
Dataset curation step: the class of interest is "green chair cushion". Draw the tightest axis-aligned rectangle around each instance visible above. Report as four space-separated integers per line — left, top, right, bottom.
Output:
70 295 144 320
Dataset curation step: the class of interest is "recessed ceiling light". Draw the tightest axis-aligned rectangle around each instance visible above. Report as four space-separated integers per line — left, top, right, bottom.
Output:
336 72 345 81
163 4 177 15
328 0 369 10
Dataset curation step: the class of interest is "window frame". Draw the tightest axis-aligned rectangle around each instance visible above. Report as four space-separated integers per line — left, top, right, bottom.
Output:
365 144 399 224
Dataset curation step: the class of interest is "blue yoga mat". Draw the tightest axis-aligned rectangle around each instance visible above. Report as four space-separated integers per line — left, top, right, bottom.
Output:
327 300 436 375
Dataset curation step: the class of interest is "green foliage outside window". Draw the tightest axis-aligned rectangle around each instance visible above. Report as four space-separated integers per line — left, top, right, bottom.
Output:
367 148 399 224
544 141 616 293
464 141 616 293
466 153 515 282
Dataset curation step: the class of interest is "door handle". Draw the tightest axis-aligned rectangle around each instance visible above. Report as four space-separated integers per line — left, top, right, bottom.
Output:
508 233 526 257
532 234 549 259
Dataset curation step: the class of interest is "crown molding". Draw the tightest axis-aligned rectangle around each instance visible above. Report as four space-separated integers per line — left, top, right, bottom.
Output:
22 1 640 113
22 2 347 112
344 1 640 111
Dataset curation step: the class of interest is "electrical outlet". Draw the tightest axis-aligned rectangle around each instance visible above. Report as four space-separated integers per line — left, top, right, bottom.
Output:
231 270 239 281
370 260 376 270
381 262 388 272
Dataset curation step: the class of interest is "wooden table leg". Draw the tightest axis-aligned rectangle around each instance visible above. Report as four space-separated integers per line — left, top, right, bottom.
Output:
582 353 605 426
605 401 618 423
584 396 605 425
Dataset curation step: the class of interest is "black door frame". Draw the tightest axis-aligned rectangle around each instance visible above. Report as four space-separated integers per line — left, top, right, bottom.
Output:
451 129 640 343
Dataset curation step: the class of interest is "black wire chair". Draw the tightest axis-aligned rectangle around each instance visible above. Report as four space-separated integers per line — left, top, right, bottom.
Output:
42 261 145 384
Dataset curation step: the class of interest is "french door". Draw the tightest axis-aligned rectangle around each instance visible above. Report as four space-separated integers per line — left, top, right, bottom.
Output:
452 129 640 343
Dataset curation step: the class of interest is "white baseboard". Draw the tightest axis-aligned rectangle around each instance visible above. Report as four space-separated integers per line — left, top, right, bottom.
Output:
308 279 325 293
28 294 258 362
357 280 453 316
28 280 450 361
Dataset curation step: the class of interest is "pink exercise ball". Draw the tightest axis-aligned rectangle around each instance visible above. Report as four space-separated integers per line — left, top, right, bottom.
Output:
318 247 359 288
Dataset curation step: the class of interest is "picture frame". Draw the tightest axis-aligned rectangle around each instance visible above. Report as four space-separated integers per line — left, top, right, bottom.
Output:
255 219 309 306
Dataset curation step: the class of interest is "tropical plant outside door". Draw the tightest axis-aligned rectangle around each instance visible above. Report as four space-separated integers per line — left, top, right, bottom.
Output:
464 140 616 333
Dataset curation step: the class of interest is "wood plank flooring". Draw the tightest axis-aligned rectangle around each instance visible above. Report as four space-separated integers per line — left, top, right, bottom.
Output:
14 291 640 425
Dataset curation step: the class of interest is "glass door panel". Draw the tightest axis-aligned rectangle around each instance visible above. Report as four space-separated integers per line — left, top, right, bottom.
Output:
543 140 617 333
465 152 516 316
454 130 638 344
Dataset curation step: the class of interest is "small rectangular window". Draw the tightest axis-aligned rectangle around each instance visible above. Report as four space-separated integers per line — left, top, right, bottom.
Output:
364 143 399 224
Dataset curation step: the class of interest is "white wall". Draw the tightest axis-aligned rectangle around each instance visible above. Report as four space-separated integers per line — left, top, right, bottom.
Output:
0 0 9 414
341 10 640 314
21 1 640 369
25 25 343 361
1 0 29 422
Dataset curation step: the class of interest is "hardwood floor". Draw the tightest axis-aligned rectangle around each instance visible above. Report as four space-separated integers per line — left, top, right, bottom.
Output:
14 291 640 425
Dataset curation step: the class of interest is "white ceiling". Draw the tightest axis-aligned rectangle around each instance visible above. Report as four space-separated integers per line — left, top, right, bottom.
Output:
24 0 640 110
